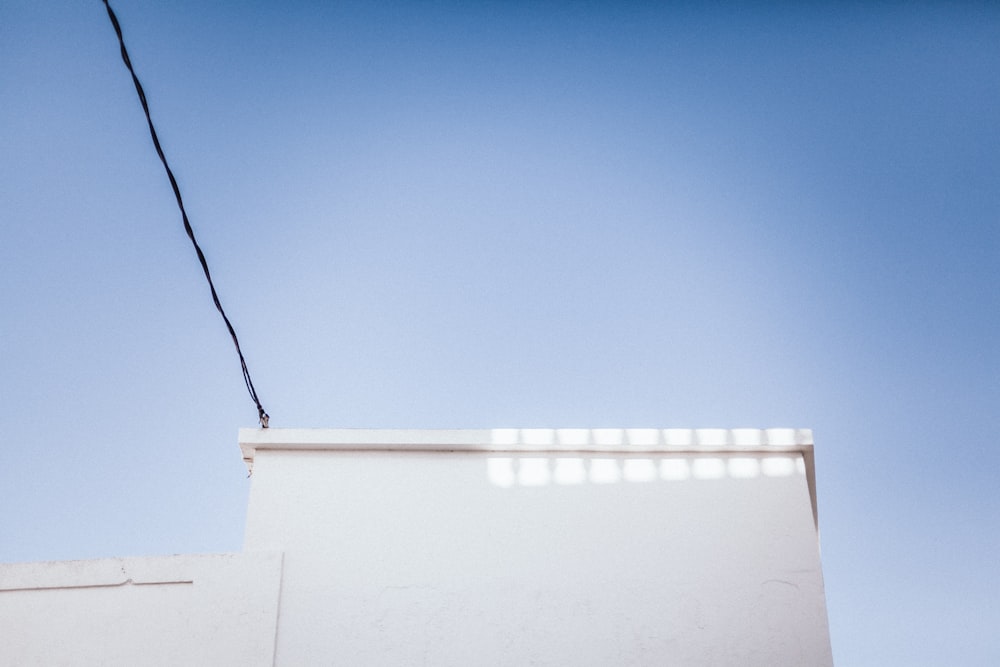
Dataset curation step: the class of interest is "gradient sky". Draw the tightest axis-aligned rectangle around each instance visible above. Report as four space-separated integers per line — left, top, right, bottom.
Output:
2 1 998 664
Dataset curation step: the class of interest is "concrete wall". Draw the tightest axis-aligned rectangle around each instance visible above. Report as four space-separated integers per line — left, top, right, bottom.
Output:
0 428 832 666
241 428 833 666
0 552 282 667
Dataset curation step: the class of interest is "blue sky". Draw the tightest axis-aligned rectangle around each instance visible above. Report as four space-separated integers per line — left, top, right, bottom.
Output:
2 1 998 664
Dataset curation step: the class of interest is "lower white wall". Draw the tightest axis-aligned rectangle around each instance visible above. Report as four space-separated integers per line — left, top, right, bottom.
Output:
243 445 832 666
0 552 282 667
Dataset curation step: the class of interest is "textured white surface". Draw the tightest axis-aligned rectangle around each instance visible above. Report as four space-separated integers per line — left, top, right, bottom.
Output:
0 552 282 666
243 429 832 666
0 429 831 666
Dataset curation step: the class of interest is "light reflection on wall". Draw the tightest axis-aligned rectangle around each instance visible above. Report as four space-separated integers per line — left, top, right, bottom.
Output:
489 427 811 448
487 455 806 488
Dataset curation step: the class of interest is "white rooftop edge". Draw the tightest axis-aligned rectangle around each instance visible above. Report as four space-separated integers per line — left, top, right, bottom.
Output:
240 427 814 461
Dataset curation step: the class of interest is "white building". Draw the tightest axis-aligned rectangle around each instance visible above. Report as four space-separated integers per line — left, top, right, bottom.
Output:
0 428 833 665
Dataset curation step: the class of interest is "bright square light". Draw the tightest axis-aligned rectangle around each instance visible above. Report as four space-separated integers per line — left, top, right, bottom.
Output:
589 458 621 483
623 459 658 482
487 457 515 487
517 458 551 486
728 457 760 478
553 458 586 485
761 456 796 477
692 457 726 479
660 458 690 481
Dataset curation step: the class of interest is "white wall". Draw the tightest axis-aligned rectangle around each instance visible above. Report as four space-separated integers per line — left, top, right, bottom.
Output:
0 428 832 666
242 428 833 666
0 552 282 666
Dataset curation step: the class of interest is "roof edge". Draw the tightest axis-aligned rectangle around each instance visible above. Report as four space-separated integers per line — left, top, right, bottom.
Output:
239 427 813 462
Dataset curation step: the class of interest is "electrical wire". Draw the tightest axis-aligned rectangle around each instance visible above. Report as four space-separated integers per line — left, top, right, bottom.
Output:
102 0 269 428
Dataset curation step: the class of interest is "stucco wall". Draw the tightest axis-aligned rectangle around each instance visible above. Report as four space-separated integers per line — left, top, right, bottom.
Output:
0 552 282 667
242 428 833 666
0 428 832 666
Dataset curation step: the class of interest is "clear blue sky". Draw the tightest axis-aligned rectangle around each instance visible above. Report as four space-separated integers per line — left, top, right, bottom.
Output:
2 1 997 664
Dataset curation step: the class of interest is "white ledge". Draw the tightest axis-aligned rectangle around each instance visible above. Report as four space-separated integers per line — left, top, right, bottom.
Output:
239 427 814 464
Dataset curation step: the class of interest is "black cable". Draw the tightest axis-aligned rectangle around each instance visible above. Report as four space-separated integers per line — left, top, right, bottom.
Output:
102 0 269 428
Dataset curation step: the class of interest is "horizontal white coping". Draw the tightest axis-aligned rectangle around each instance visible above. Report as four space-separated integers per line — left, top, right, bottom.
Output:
239 428 814 464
